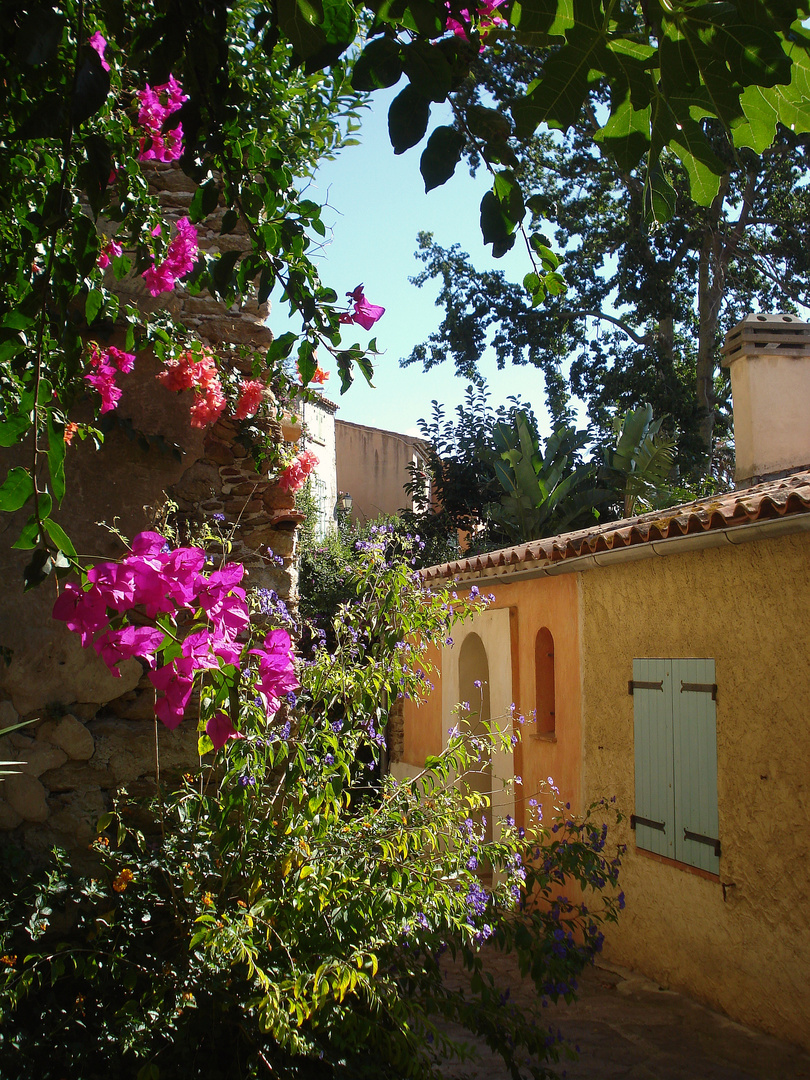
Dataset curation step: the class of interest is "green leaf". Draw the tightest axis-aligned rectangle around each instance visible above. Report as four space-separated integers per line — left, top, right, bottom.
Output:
221 209 239 235
388 84 431 155
0 389 35 446
42 517 76 558
0 467 35 512
190 178 220 223
351 38 403 91
493 170 525 230
643 164 677 225
402 41 452 102
420 126 465 192
594 97 651 172
85 289 104 325
297 339 317 385
23 548 53 591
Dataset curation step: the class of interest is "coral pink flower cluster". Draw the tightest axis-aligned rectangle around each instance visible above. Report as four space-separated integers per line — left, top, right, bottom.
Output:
277 450 318 494
339 284 385 331
157 347 226 428
52 532 298 746
445 0 507 48
142 216 198 297
136 74 188 163
233 378 266 420
84 342 136 413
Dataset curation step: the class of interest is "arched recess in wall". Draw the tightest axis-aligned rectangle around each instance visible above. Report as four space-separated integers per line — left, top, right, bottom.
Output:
441 607 515 844
458 632 492 845
535 627 556 736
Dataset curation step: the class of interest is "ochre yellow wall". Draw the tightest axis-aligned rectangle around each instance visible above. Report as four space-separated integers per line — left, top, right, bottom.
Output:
580 533 810 1050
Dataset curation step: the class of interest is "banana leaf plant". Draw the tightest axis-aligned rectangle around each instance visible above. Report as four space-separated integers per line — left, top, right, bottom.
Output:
600 404 676 517
487 413 612 543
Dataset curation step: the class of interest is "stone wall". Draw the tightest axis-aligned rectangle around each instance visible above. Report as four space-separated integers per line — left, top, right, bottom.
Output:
0 164 301 853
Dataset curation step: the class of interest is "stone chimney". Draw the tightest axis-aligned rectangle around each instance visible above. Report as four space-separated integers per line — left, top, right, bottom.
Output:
721 313 810 487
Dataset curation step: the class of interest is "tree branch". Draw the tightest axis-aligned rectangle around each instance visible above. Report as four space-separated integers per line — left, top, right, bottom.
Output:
556 308 656 346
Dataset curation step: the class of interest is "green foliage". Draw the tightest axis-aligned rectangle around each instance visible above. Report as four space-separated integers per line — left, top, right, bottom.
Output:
488 413 611 543
0 541 624 1080
598 404 677 518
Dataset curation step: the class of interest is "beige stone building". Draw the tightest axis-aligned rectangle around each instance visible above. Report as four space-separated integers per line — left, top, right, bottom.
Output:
398 315 810 1050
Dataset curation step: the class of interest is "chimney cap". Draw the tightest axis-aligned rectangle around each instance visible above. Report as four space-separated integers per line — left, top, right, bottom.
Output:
722 313 810 364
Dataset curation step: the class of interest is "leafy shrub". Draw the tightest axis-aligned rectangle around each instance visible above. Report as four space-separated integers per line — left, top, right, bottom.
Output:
0 535 623 1079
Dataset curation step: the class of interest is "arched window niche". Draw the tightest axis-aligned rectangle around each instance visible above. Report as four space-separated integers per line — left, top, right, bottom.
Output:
535 627 556 738
458 632 493 845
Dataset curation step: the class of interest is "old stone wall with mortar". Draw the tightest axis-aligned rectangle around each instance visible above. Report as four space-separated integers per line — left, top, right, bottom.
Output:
0 164 302 854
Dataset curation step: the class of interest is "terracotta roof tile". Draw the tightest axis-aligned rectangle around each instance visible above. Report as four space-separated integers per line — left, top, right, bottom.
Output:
421 470 810 582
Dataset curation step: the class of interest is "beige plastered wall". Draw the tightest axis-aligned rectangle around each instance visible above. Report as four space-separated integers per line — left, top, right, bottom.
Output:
334 421 426 524
580 532 810 1050
399 574 582 833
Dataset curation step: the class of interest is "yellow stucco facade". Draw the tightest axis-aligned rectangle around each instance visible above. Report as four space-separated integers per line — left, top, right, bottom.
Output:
399 525 810 1051
580 531 810 1050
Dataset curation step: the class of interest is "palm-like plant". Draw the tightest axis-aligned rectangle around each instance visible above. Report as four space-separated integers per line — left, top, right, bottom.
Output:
600 404 677 517
488 413 612 543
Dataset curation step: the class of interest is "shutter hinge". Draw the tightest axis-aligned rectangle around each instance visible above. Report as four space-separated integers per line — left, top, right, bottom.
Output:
628 680 664 695
684 828 721 858
630 814 665 832
680 681 717 700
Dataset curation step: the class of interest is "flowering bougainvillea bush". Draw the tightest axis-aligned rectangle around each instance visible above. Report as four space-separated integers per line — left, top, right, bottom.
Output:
0 533 623 1079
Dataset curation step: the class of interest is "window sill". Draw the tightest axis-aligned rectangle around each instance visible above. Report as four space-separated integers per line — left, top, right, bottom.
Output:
635 845 720 882
530 732 557 743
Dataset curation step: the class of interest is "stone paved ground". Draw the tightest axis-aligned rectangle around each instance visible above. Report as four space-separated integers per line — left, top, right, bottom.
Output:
436 950 810 1080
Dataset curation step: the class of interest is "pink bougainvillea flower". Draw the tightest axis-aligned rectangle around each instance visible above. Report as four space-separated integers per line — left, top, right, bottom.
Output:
130 531 169 557
205 711 245 750
97 237 123 269
276 449 318 494
52 583 109 648
142 217 199 297
445 0 506 48
149 656 196 729
233 379 265 420
136 75 188 163
250 629 299 714
93 625 166 676
88 31 110 71
342 284 385 330
85 365 121 413
83 342 135 413
189 382 226 428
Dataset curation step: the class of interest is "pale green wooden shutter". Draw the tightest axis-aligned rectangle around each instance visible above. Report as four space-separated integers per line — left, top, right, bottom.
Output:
632 659 675 859
672 659 719 873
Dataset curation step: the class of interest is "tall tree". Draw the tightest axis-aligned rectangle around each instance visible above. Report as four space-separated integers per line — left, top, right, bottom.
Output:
405 54 810 477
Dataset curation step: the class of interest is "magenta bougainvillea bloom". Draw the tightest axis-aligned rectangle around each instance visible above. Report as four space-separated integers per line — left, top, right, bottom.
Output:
88 31 110 71
54 532 297 737
250 629 299 713
97 237 122 269
52 583 110 648
206 711 245 750
276 450 318 494
136 75 188 162
142 216 199 297
445 0 507 48
93 625 166 676
339 284 385 331
83 342 136 414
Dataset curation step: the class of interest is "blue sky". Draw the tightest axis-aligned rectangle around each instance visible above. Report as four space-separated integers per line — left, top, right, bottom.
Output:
270 86 558 438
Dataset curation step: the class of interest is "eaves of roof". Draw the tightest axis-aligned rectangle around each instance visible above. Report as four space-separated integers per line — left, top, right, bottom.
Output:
420 470 810 586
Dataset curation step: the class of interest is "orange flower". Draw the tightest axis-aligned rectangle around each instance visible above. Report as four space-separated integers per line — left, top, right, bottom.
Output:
112 868 134 893
1 955 16 967
64 422 79 446
202 892 213 907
